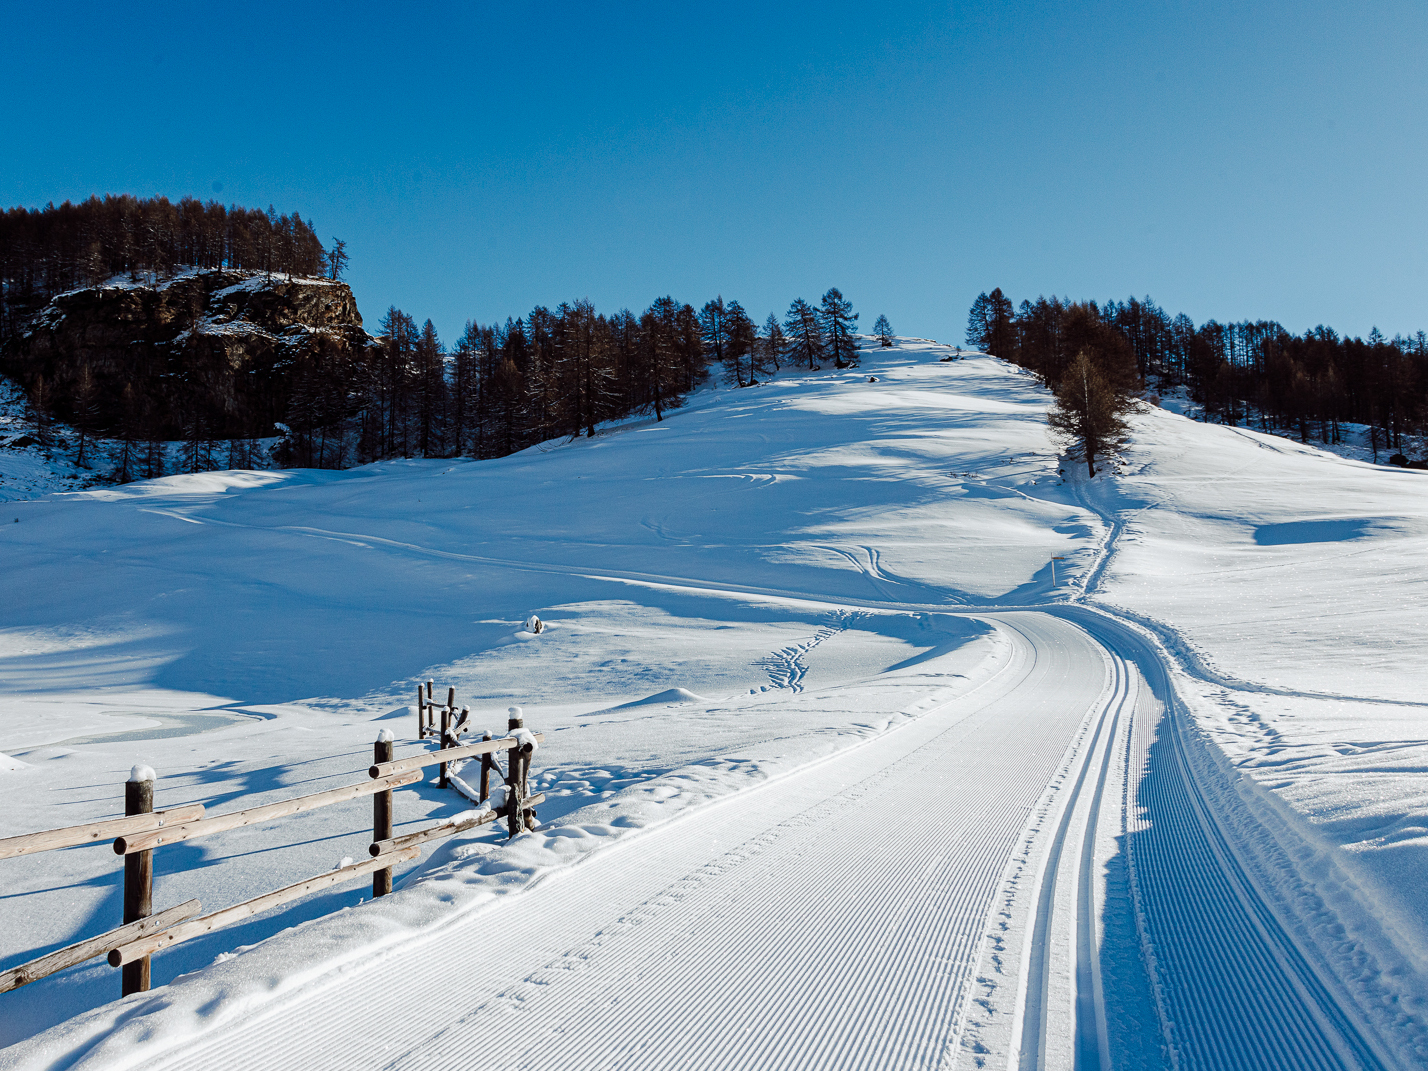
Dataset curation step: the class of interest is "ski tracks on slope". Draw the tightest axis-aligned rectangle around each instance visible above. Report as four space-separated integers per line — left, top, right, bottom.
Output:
109 617 1105 1071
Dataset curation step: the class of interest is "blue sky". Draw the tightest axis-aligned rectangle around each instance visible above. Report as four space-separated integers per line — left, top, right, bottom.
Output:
2 0 1424 344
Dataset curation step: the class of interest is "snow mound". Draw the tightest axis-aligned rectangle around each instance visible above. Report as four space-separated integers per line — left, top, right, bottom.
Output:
607 688 709 710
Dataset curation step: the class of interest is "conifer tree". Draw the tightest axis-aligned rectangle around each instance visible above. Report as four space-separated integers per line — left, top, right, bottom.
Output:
966 288 1015 355
754 313 785 379
326 238 348 280
784 298 824 370
819 288 859 368
723 300 756 386
1047 351 1138 477
674 303 707 394
873 314 894 347
413 318 446 457
700 297 729 372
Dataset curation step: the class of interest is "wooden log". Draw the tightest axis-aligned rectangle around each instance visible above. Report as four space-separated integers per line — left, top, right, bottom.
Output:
0 900 201 994
113 769 423 855
367 733 543 780
372 732 395 898
108 848 420 968
368 809 498 856
0 802 204 860
122 770 154 996
446 686 455 711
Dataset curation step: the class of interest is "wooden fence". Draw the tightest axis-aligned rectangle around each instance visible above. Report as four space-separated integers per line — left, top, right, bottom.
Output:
0 684 541 1001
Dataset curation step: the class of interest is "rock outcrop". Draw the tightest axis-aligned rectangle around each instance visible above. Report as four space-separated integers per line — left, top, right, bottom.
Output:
0 269 378 439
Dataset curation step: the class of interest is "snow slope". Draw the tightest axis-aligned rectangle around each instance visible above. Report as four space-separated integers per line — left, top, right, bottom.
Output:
2 339 1426 1068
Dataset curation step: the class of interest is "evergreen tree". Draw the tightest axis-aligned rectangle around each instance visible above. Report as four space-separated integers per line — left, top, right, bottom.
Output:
674 303 707 394
966 288 1015 355
784 298 824 370
377 307 418 456
699 297 730 372
819 288 859 368
413 318 446 457
754 313 785 379
326 238 348 280
638 297 684 421
723 300 756 386
873 314 894 347
450 321 481 455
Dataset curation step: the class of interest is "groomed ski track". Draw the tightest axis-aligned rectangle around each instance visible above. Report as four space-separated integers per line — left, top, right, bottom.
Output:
18 611 1391 1071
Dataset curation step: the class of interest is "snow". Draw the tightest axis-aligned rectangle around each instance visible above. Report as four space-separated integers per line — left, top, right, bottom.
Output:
127 764 155 784
2 336 1426 1068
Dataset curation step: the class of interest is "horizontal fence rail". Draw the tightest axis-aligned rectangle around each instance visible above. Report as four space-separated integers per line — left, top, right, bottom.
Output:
108 849 420 967
369 732 544 780
0 804 205 860
113 769 424 856
368 792 547 857
0 900 201 994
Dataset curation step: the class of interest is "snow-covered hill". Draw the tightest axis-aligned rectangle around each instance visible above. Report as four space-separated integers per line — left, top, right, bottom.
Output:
3 338 1426 1068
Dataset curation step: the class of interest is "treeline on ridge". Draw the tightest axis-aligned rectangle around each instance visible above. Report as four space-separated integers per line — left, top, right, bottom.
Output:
967 288 1428 459
279 290 861 469
0 194 335 342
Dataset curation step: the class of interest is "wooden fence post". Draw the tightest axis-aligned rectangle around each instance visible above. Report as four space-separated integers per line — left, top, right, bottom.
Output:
439 706 451 789
373 731 395 898
415 683 424 740
479 730 493 802
505 708 524 838
122 766 154 997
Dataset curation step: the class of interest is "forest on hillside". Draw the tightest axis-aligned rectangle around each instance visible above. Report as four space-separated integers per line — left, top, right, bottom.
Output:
0 195 335 342
967 288 1428 460
0 195 877 480
278 290 862 469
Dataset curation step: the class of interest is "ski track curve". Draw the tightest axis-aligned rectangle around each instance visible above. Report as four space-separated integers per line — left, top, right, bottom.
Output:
111 615 1106 1071
1 611 1394 1071
9 505 1401 1068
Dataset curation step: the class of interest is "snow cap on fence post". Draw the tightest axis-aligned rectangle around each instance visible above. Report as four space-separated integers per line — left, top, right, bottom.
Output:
376 728 394 744
129 765 155 784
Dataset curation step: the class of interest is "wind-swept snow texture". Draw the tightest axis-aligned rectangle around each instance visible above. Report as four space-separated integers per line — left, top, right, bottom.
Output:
2 340 1426 1069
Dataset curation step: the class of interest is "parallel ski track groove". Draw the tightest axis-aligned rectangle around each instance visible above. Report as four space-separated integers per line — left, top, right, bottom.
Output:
1119 629 1387 1071
137 617 1101 1071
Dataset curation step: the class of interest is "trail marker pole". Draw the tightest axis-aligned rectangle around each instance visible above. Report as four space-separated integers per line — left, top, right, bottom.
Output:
373 731 395 897
121 767 154 996
1051 556 1066 586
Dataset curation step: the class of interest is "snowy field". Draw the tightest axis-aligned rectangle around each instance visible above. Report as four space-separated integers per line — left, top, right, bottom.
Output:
2 340 1426 1069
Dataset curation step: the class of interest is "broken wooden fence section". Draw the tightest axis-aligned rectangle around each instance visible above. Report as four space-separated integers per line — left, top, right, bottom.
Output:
2 685 541 1004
